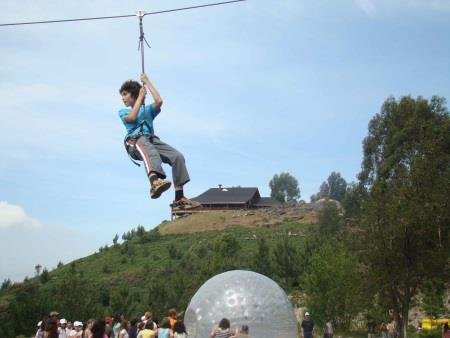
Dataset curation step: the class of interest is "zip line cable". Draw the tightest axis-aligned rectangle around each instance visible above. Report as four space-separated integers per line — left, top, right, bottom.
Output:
0 0 246 27
143 0 245 17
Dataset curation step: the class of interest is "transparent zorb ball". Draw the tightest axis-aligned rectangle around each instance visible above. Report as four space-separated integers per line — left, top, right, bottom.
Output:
184 270 298 338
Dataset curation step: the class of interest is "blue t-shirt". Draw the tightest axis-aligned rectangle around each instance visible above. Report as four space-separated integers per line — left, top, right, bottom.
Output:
119 103 160 138
158 328 170 338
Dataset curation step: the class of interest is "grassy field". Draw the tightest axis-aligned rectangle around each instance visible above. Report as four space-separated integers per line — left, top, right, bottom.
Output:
0 215 317 334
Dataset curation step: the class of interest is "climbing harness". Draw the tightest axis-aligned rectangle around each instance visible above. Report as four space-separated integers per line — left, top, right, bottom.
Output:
124 120 154 167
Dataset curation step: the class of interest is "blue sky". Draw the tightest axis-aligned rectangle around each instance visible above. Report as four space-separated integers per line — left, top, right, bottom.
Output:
1 0 449 281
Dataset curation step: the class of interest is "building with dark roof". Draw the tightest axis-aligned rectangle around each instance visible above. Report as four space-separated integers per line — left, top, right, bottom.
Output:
171 185 280 218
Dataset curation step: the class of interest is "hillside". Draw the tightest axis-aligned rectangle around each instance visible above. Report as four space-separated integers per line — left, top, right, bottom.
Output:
159 203 318 235
0 205 317 337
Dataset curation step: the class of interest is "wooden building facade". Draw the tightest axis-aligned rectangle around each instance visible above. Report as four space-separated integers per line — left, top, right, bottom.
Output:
171 186 280 219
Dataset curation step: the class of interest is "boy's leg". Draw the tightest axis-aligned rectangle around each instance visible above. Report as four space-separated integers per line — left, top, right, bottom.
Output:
131 136 171 198
151 137 190 187
151 137 200 209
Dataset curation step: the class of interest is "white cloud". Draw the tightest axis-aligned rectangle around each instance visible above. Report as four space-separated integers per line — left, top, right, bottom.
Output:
0 201 43 229
0 201 96 282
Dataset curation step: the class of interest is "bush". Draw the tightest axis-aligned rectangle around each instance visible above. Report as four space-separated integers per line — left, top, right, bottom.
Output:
40 268 50 284
419 329 441 338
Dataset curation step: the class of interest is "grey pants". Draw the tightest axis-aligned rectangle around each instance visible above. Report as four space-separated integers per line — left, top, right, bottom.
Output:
126 135 190 187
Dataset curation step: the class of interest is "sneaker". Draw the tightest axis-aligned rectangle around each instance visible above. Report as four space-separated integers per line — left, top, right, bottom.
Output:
172 197 202 210
150 179 172 199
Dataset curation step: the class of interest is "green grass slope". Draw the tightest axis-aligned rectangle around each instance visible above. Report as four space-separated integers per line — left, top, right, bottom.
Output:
0 206 317 337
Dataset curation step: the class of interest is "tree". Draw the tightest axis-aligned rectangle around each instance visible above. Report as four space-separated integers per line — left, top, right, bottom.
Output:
212 234 241 271
311 172 347 202
421 279 447 319
303 241 365 329
34 264 42 276
273 237 299 289
269 172 300 203
53 270 100 320
1 278 11 292
341 182 363 220
215 234 241 258
318 201 344 236
252 237 272 276
356 96 450 338
136 225 146 237
113 234 119 246
40 268 50 284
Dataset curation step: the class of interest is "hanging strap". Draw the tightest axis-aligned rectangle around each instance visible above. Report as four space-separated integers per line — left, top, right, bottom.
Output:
137 11 151 74
127 119 153 137
125 11 152 167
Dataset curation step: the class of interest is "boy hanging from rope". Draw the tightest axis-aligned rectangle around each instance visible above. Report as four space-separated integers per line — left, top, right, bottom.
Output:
118 73 201 210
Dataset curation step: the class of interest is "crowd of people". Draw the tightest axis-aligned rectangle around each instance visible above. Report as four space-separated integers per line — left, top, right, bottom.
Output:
375 320 398 338
34 308 450 338
34 310 251 338
370 318 450 338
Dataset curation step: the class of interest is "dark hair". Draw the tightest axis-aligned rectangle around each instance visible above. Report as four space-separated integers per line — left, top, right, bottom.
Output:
168 308 177 317
145 321 154 330
114 312 122 323
173 321 187 334
119 80 142 100
44 318 58 338
120 320 129 331
444 323 450 332
240 325 249 334
219 318 230 330
160 317 171 329
92 320 106 338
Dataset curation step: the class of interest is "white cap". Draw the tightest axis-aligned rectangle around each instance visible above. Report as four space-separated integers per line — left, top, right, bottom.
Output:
141 316 146 321
305 312 310 316
37 321 42 327
74 321 83 327
60 319 67 324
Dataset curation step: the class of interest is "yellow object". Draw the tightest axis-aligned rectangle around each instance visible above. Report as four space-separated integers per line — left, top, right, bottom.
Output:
421 319 450 330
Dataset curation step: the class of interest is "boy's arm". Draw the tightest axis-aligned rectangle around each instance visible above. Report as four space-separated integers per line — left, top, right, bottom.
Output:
141 73 163 111
124 87 146 123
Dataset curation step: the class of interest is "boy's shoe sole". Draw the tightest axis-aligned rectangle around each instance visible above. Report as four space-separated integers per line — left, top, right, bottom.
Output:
150 180 172 199
172 198 202 211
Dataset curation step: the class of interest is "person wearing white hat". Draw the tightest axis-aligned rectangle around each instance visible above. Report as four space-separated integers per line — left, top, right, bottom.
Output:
301 312 315 338
71 321 83 338
35 320 44 338
59 319 68 338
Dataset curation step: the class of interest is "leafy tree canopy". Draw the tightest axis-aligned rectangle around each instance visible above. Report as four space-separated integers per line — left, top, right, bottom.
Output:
311 172 347 202
269 172 301 203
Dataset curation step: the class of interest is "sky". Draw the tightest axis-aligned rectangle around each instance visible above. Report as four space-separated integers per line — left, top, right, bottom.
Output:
1 0 449 282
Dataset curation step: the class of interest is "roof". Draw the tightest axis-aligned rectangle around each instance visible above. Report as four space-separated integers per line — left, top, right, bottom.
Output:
193 187 260 204
254 197 281 207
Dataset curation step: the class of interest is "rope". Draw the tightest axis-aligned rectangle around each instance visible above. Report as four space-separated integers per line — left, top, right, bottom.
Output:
144 0 246 17
0 0 246 27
